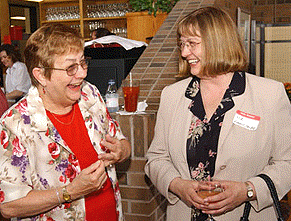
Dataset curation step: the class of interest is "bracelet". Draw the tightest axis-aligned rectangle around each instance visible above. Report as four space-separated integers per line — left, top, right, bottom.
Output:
55 188 61 205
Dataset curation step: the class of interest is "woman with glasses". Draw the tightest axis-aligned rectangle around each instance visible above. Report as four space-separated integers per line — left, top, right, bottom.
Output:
145 6 291 221
0 23 130 221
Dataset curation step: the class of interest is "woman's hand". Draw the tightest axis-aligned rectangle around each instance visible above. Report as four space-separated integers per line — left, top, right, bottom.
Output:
98 134 131 167
198 180 255 216
67 160 107 200
169 177 207 208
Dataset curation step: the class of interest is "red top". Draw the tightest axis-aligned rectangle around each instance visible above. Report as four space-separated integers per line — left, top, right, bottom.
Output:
46 103 117 221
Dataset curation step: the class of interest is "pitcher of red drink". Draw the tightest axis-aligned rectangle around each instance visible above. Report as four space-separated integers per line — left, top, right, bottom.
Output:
122 79 140 112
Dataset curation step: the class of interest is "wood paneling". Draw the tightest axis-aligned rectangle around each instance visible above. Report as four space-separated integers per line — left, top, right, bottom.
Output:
0 0 10 42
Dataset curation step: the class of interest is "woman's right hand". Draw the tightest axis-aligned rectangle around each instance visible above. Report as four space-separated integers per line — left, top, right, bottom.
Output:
67 160 107 200
169 177 206 208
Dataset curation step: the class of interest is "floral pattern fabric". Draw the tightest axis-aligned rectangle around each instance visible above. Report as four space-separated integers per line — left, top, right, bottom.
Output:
0 81 125 221
185 72 245 221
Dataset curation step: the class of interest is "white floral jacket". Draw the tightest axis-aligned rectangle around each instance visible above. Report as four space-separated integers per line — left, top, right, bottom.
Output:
0 81 125 221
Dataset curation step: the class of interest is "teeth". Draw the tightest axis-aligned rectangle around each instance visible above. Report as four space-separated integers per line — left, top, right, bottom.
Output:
188 59 199 64
70 83 81 86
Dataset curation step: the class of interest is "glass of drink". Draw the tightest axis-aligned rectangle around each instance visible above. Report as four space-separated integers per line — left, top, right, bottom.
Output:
197 183 223 221
122 79 140 112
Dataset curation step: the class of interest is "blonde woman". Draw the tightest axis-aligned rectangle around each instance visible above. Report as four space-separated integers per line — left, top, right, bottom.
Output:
145 6 291 221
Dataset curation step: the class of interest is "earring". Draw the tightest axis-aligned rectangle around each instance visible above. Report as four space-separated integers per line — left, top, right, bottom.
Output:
42 86 46 94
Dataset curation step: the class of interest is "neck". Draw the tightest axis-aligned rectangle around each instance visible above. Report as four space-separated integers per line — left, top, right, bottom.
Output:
38 87 75 114
200 72 234 89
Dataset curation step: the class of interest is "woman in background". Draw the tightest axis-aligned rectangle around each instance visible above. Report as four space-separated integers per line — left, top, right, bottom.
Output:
0 44 31 102
145 6 291 221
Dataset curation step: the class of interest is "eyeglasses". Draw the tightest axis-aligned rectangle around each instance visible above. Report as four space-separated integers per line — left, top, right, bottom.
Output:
177 40 201 51
41 58 90 76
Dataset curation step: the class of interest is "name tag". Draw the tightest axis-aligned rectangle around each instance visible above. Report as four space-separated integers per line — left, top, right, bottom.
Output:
233 110 260 131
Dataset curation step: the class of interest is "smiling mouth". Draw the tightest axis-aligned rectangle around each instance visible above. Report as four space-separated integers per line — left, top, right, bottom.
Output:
68 82 82 88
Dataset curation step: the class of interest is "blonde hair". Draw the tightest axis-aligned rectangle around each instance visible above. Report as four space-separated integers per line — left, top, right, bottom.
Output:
177 6 248 78
24 23 84 86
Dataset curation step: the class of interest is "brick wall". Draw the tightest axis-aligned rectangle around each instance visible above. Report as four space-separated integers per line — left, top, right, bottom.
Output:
252 1 291 24
115 0 253 220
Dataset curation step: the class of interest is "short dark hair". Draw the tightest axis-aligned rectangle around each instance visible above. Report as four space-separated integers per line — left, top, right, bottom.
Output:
92 28 115 39
0 44 22 63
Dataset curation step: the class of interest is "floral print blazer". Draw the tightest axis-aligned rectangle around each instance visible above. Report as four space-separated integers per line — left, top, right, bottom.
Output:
0 81 125 221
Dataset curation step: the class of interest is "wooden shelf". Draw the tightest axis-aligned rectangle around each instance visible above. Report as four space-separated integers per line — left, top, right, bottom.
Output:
42 0 78 3
40 0 129 39
83 16 126 21
41 19 80 24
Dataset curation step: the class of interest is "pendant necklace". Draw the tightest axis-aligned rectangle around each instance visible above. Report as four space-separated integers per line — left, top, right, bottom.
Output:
49 105 76 125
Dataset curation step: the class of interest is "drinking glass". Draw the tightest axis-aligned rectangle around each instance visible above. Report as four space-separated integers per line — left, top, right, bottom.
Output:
122 79 140 112
197 183 223 221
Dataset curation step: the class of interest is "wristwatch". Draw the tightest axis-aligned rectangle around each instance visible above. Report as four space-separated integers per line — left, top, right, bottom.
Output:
62 186 72 202
245 182 254 199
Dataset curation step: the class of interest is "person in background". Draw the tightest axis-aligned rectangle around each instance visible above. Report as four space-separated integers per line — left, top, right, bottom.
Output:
145 6 291 221
91 27 115 40
0 88 8 117
0 44 31 102
0 23 131 221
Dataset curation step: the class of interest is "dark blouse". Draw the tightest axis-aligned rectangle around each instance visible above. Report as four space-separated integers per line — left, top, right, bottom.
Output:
185 72 245 220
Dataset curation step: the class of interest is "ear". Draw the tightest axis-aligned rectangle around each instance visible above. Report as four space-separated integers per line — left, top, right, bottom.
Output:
32 67 47 87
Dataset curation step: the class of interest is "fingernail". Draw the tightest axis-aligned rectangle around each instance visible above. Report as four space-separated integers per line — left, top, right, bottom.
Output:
100 142 106 151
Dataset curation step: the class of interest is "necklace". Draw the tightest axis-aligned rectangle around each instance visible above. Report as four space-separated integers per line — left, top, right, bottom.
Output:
49 105 76 126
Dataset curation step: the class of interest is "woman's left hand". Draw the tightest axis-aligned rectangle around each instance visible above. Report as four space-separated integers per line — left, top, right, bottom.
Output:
98 134 131 167
197 180 254 216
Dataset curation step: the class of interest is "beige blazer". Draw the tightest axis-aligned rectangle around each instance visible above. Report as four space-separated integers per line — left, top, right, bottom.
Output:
145 73 291 221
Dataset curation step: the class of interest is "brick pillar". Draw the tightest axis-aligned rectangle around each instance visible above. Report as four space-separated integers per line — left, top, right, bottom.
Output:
112 113 167 221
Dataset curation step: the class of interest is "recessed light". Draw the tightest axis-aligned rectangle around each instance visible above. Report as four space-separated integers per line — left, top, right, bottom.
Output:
10 16 26 20
25 0 43 2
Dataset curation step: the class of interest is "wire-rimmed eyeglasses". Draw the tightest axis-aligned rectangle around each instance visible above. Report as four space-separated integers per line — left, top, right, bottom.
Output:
177 40 201 51
40 58 90 76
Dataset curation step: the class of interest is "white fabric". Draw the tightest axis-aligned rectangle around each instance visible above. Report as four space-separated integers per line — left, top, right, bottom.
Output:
84 35 148 50
5 61 31 94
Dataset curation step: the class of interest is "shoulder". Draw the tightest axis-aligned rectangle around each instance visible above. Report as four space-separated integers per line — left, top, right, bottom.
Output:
79 81 105 109
81 81 102 98
162 77 192 97
245 73 285 95
159 77 192 110
13 61 26 68
12 62 28 72
246 73 282 87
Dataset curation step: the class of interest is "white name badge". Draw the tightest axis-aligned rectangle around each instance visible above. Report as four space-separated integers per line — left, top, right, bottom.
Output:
233 110 260 131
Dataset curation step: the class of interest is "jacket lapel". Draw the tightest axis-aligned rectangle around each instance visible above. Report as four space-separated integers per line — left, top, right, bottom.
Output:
217 92 246 153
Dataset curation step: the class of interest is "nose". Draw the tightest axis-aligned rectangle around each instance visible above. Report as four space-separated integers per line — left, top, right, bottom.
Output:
74 65 87 79
180 45 192 58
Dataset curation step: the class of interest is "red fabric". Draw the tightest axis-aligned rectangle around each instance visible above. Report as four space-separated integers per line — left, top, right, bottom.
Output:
46 103 117 221
0 89 9 117
90 43 122 48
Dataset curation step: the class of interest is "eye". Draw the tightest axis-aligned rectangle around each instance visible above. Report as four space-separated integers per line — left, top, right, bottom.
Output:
177 41 184 48
66 63 78 73
189 41 200 48
189 41 197 47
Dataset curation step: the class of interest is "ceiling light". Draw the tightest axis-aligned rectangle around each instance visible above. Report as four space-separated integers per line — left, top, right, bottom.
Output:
25 0 43 2
11 16 26 20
